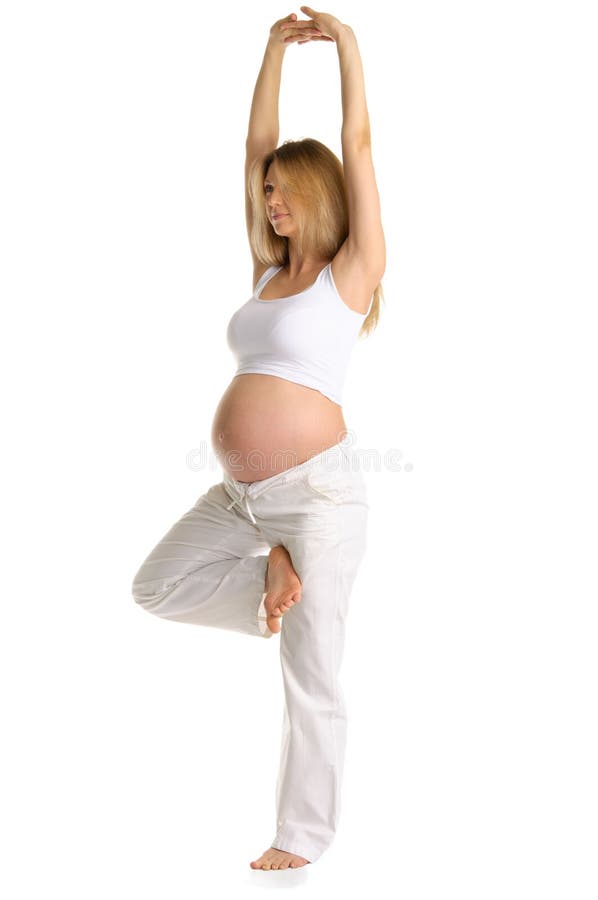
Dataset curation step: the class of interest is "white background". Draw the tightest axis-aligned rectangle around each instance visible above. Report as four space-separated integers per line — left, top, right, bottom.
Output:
1 0 596 896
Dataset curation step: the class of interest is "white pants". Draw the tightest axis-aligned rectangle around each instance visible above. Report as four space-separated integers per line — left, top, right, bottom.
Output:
131 435 369 863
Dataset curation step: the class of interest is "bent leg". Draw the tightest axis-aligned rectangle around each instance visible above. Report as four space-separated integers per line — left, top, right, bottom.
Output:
131 482 273 638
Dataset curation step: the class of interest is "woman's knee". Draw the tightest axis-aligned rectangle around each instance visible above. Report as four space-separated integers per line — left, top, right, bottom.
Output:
131 564 168 611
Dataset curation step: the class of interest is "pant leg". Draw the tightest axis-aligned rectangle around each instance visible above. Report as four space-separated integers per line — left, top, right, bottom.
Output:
247 459 369 862
131 481 273 638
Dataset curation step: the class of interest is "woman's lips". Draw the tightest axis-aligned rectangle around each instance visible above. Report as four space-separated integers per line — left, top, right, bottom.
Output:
272 214 288 220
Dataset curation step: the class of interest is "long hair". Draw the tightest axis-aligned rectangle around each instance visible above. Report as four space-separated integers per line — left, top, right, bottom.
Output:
247 137 384 338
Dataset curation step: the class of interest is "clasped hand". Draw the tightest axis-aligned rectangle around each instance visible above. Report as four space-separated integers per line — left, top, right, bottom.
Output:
270 6 344 47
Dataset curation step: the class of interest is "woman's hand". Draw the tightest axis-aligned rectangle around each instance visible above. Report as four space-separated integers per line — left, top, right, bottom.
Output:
269 11 330 48
295 5 345 42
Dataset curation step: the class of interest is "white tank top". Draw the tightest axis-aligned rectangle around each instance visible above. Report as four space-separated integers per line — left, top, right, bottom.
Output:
226 262 372 405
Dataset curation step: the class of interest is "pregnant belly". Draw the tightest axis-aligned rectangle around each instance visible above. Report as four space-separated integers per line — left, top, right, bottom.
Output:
211 374 348 483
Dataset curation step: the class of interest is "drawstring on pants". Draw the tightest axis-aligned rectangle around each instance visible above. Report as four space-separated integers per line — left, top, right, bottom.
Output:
226 493 257 525
223 434 354 528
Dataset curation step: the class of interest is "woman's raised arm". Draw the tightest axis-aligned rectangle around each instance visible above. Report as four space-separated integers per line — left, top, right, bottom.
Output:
246 13 324 152
246 34 283 153
245 13 325 272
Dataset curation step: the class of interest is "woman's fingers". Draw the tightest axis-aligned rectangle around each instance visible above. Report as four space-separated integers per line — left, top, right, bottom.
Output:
281 20 321 32
270 13 319 47
280 17 317 27
277 14 334 45
284 31 322 43
282 24 322 40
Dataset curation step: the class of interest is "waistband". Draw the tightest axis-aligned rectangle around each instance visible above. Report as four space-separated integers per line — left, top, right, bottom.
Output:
222 434 359 523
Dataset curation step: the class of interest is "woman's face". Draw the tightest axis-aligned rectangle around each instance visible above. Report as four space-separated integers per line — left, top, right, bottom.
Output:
264 162 299 234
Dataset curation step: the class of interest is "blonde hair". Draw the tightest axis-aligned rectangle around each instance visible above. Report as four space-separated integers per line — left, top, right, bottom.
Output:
247 137 384 338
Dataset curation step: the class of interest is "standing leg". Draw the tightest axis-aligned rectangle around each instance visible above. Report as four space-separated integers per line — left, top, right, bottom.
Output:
265 472 369 863
131 482 273 638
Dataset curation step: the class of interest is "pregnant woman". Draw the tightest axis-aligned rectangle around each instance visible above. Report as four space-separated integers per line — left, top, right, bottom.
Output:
131 7 385 871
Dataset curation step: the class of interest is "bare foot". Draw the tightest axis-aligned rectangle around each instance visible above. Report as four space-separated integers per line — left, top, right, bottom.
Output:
249 847 310 870
264 545 302 634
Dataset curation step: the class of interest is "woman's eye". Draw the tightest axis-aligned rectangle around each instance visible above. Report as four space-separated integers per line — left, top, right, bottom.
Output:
265 185 272 193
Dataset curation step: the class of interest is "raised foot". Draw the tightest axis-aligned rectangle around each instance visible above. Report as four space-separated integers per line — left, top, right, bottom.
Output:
249 847 310 870
264 545 302 634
